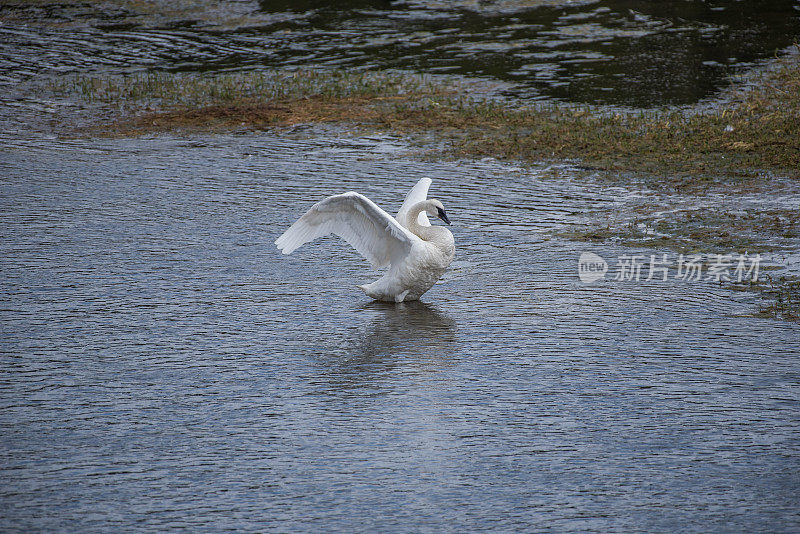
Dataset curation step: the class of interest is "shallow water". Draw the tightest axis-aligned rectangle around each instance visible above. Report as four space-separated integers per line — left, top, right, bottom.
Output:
2 0 800 106
1 132 799 532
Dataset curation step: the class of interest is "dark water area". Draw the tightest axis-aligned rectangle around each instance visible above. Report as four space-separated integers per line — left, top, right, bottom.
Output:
2 0 800 106
1 133 799 531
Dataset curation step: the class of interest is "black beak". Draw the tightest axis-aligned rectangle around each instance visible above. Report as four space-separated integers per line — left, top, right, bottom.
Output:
436 206 451 225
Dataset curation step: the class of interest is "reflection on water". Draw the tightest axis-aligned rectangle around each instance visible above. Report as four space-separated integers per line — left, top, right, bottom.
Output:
351 301 456 363
318 301 457 392
1 0 799 106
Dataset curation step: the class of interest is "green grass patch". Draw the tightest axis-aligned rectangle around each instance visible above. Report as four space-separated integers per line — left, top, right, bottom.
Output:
559 208 800 254
49 69 447 108
384 51 800 185
53 53 800 186
750 275 800 322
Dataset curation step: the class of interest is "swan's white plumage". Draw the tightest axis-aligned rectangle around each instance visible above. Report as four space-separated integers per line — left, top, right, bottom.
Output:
396 177 431 228
274 192 419 268
275 178 455 302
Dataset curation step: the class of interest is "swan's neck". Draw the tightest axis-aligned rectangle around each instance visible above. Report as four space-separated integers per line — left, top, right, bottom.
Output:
407 201 441 242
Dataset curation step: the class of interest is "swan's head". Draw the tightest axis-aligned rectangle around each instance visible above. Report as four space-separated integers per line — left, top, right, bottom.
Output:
425 199 451 225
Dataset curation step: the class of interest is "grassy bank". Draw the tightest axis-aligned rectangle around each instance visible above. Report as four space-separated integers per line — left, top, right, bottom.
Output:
51 70 446 107
51 69 453 136
53 51 800 187
432 53 800 185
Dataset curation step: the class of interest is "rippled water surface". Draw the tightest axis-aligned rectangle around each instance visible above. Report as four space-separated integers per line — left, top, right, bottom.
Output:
2 132 799 532
2 0 800 530
2 0 800 105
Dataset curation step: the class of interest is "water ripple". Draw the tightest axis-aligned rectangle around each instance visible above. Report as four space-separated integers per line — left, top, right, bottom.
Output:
2 132 799 531
1 1 799 106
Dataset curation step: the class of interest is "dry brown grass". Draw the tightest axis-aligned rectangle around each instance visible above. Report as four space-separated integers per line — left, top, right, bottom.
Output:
105 97 391 135
57 52 800 187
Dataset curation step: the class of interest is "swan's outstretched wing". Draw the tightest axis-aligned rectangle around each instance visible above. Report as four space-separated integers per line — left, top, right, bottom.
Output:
396 177 431 228
275 192 420 268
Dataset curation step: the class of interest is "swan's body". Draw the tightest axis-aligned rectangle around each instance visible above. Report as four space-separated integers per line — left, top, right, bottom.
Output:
275 178 454 302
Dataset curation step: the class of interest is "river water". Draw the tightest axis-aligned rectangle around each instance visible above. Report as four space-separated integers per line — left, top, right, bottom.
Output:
2 0 800 106
2 1 800 532
2 132 799 532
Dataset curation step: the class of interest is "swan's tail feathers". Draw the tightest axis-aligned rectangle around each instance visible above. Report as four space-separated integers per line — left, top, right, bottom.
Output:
358 283 379 300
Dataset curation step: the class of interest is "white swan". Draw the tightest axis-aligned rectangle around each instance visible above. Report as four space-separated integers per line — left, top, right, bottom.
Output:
275 178 455 302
